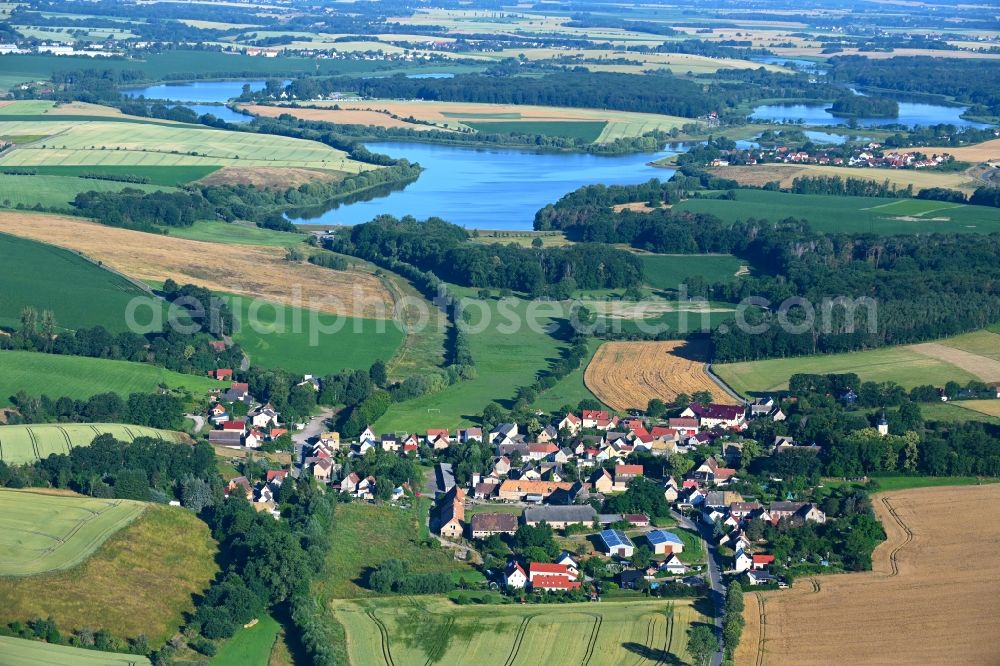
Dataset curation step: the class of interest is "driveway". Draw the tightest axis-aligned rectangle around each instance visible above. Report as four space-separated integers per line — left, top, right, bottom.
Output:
291 407 332 477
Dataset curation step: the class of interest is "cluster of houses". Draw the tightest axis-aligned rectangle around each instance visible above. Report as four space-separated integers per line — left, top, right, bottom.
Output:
206 381 285 450
222 469 290 518
709 142 955 170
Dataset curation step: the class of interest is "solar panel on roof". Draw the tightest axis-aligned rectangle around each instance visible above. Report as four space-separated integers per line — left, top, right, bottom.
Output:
647 530 683 545
601 529 634 548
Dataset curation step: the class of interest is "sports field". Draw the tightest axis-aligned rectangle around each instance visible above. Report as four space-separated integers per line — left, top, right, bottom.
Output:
0 504 218 648
675 189 1000 235
0 423 189 465
0 232 155 332
0 212 394 319
292 100 691 142
0 350 220 407
714 329 1000 396
640 253 749 290
585 340 738 411
0 636 151 666
0 489 143 575
736 485 1000 665
331 597 707 666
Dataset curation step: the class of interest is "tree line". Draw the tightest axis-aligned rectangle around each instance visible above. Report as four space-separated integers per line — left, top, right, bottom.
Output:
7 391 184 430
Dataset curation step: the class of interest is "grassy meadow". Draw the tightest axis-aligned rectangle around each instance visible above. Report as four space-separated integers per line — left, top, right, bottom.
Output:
675 189 1000 235
640 253 748 291
0 232 155 331
0 423 189 465
331 597 708 666
211 613 282 666
465 120 607 141
0 504 218 648
533 337 604 412
224 293 405 376
166 219 305 246
5 163 219 186
0 351 220 406
0 636 150 666
0 490 144 575
713 330 1000 396
374 295 568 431
0 173 170 209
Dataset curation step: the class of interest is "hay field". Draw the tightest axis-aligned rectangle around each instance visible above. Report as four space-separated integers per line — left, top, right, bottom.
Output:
0 504 218 647
0 212 394 318
0 117 372 171
736 484 1000 666
0 636 151 666
952 400 1000 418
709 163 979 194
332 597 706 666
715 329 1000 397
585 340 739 411
0 423 189 465
302 99 692 141
0 489 144 576
197 164 345 188
911 137 1000 164
241 103 446 131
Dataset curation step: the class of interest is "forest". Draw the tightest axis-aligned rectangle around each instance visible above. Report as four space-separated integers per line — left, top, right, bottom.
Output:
334 214 643 295
828 95 899 118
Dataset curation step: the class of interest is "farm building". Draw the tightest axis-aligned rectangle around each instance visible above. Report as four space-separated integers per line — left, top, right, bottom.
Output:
437 486 465 539
498 479 573 502
523 505 597 529
600 529 635 558
647 530 685 555
469 512 519 539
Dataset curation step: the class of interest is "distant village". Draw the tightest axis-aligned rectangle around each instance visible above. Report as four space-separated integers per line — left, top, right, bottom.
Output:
709 141 955 170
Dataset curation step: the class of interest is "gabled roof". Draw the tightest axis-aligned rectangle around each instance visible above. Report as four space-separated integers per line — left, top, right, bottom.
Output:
601 529 635 549
647 530 684 546
529 562 573 576
752 554 775 564
470 512 518 533
689 403 746 420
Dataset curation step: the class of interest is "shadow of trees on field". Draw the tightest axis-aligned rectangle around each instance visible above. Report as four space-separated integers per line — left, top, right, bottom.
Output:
622 642 684 665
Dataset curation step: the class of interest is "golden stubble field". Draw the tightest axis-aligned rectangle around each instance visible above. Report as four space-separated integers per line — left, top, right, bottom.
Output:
584 339 739 411
736 484 1000 666
0 212 394 319
709 163 980 194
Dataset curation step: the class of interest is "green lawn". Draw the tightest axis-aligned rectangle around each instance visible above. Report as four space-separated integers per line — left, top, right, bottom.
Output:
465 120 607 142
166 219 306 246
675 190 1000 235
0 351 219 406
211 613 281 666
640 253 748 291
0 232 157 331
714 343 978 397
374 295 567 431
224 293 405 376
0 636 150 666
0 489 144 575
0 173 171 209
320 501 476 599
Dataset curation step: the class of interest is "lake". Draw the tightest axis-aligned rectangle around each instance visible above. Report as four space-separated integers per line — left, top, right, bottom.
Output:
287 142 679 230
172 103 253 123
750 56 827 75
751 100 991 129
121 79 275 102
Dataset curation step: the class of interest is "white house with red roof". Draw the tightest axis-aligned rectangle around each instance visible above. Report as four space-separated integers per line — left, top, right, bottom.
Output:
503 561 527 589
668 417 699 436
557 413 582 435
528 562 577 582
682 403 747 429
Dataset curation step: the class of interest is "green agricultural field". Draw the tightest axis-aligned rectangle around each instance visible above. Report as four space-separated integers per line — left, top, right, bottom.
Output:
0 232 156 331
166 219 305 246
465 120 607 142
938 329 1000 362
0 173 171 209
7 164 219 186
0 504 218 648
211 613 282 666
0 636 151 666
224 293 405 376
0 489 144 575
918 401 1000 425
331 597 707 666
320 501 476 598
0 423 188 465
374 295 567 431
0 351 219 406
675 190 1000 235
714 342 980 397
640 253 749 291
533 337 604 412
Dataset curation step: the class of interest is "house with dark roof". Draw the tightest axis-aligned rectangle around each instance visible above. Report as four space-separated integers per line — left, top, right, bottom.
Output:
682 403 746 429
523 504 597 529
469 512 519 539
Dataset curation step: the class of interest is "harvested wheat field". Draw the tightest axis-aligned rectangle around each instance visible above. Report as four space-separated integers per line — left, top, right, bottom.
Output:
911 138 1000 164
197 165 344 188
584 340 738 411
736 484 1000 666
240 104 446 131
910 342 1000 383
709 163 978 194
0 212 393 319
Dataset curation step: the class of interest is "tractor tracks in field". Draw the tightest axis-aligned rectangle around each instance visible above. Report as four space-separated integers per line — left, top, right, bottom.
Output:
753 593 767 666
366 609 395 666
503 615 536 666
881 496 914 577
580 614 603 666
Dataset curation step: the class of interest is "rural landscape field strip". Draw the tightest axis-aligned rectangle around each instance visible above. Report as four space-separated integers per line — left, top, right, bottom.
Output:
736 485 1000 665
0 490 144 576
0 635 151 666
0 423 187 464
585 340 738 411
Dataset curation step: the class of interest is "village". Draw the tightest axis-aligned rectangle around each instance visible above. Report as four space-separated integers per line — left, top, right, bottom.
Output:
202 368 836 599
709 141 955 170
